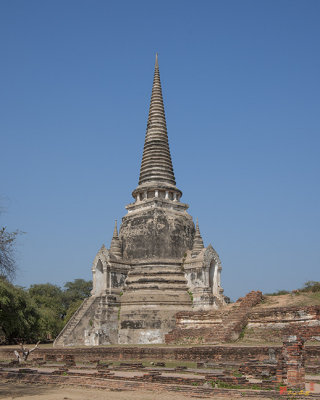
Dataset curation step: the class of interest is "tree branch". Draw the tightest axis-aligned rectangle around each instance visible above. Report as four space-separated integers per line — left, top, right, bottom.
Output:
29 340 40 353
15 341 40 363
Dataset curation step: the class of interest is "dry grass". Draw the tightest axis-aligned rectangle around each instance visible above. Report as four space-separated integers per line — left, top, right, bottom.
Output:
256 291 320 309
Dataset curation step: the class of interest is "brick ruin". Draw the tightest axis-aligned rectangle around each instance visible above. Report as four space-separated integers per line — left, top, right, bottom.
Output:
3 309 320 393
246 304 320 342
2 342 320 366
1 338 319 397
165 291 263 344
238 327 320 391
165 292 320 346
277 325 320 390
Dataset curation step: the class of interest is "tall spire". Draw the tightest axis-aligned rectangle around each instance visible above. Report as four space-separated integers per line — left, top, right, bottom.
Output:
192 219 205 256
110 220 122 258
138 54 176 187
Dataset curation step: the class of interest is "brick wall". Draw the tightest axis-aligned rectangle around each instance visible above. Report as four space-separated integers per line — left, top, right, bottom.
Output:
165 291 263 344
0 344 281 363
276 326 320 389
246 305 320 342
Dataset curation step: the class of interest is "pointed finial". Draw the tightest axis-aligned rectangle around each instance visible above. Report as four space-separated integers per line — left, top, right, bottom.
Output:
192 218 205 257
155 53 158 67
110 220 122 258
113 220 118 238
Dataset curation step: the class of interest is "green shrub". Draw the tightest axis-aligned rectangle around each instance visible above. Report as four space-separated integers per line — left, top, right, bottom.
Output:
301 281 320 293
265 289 290 296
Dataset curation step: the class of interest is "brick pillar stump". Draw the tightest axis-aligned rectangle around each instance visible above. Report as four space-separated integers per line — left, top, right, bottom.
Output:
283 335 305 390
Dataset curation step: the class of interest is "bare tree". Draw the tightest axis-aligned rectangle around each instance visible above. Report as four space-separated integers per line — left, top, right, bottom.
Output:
14 341 40 363
0 226 20 280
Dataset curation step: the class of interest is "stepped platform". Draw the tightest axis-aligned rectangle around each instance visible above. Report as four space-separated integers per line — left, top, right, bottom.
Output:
119 262 192 344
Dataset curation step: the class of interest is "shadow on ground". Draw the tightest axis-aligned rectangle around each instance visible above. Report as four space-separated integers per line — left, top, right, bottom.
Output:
0 383 55 399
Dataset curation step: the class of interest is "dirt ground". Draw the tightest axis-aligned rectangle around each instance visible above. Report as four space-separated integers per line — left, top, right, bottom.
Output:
256 292 320 308
0 383 273 400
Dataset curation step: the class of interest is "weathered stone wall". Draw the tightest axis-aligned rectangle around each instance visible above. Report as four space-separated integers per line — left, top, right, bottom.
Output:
54 295 120 347
246 305 320 342
119 207 195 260
111 271 127 288
118 262 192 344
85 296 120 346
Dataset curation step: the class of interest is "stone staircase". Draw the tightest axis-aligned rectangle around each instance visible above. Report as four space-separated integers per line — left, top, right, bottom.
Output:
165 291 263 344
53 296 98 347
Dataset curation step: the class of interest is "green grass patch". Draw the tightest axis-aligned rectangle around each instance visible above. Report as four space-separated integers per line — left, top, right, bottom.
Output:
238 325 247 340
209 380 272 391
187 290 193 302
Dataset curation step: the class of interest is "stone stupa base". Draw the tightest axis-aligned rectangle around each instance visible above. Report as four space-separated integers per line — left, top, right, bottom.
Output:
118 262 192 344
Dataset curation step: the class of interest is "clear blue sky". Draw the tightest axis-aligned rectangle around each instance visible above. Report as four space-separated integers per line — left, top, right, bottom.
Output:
1 0 319 300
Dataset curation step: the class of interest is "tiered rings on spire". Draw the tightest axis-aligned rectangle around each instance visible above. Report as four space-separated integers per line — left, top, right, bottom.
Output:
131 54 183 205
138 54 176 187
